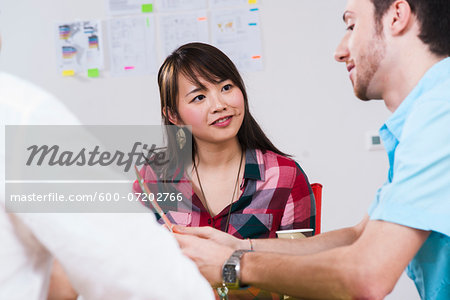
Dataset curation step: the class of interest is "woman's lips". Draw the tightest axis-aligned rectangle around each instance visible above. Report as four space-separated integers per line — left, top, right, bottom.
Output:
211 116 232 127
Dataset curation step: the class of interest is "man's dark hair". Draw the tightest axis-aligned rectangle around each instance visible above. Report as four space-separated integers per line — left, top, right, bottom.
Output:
370 0 450 56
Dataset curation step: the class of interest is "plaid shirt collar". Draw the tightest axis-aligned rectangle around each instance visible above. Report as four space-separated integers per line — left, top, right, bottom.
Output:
243 148 265 181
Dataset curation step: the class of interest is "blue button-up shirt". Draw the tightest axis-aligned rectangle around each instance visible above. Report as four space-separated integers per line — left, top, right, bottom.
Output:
368 57 450 299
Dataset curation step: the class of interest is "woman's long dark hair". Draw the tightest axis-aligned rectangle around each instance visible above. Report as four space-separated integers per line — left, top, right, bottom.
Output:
157 42 288 178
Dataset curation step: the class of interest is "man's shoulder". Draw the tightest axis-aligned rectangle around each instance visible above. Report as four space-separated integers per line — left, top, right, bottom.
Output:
405 76 450 129
416 75 450 106
427 76 450 100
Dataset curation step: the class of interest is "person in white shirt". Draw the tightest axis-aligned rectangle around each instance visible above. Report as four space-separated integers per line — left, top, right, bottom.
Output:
0 35 214 300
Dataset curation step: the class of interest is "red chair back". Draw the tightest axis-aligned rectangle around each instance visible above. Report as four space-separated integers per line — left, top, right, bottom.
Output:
311 183 322 235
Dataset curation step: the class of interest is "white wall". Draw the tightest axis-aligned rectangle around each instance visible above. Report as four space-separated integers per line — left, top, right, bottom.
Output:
0 0 419 298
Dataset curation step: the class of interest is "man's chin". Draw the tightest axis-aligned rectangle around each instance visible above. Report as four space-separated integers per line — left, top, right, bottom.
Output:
354 86 371 101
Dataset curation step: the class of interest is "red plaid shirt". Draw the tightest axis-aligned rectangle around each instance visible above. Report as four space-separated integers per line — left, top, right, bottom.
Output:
134 149 315 239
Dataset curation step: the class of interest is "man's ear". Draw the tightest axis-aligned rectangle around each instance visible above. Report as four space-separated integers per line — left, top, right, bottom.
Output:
163 107 181 125
388 0 413 36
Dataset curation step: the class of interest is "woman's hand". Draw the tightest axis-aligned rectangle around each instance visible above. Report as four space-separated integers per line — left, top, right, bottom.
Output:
172 225 250 250
174 233 234 286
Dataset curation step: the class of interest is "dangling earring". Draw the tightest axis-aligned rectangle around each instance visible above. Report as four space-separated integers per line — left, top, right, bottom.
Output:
176 127 186 150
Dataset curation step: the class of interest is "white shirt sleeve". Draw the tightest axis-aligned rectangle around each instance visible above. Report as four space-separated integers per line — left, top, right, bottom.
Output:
0 72 214 300
18 212 214 300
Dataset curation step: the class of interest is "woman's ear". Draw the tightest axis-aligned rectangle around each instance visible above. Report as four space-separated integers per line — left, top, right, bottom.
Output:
163 107 181 125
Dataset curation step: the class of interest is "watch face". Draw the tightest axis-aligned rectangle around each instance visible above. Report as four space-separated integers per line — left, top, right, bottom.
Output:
223 265 237 284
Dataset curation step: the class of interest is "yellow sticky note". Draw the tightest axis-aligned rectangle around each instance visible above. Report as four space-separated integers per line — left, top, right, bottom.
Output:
248 0 257 4
62 70 75 76
88 68 99 78
142 4 153 12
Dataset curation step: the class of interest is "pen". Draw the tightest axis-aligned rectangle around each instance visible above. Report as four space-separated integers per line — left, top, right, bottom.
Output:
134 165 173 232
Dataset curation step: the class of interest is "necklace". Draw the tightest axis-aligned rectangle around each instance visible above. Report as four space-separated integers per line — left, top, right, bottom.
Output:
193 150 244 233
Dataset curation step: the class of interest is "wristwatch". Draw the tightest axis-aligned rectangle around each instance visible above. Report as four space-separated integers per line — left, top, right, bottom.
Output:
222 249 252 289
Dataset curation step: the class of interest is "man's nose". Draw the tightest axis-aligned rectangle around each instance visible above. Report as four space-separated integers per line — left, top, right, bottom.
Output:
334 35 350 62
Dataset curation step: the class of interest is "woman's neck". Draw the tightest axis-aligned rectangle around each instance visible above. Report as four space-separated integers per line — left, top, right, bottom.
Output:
194 138 242 169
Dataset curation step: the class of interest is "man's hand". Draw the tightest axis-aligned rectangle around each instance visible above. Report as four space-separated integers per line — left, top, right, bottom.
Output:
174 232 234 286
173 225 249 250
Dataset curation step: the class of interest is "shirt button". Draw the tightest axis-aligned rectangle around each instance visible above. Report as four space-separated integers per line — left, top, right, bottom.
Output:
208 219 211 224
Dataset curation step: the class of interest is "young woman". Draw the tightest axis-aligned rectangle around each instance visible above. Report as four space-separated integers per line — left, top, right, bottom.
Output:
134 42 315 239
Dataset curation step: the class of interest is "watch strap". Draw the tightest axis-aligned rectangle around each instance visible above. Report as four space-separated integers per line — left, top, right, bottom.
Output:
222 249 252 289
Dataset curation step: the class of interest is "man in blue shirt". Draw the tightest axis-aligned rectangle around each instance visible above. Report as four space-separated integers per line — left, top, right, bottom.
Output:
172 0 450 299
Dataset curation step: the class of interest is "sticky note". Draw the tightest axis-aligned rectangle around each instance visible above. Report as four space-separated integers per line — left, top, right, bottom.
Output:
250 8 259 11
62 70 75 76
197 17 207 21
124 66 135 70
248 23 257 26
252 55 261 59
248 0 257 4
88 68 99 78
142 4 153 12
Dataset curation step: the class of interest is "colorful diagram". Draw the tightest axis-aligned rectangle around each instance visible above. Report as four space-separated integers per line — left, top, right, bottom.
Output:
56 20 103 77
62 46 77 59
59 25 71 40
217 21 234 33
88 35 99 49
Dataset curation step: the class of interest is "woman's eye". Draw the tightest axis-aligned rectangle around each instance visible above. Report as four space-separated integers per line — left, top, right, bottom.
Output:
346 24 354 31
191 95 205 102
222 84 232 91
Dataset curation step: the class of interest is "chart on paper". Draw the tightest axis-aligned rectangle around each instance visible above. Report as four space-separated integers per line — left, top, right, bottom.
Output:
159 10 209 58
211 7 263 71
107 16 158 76
56 20 104 77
